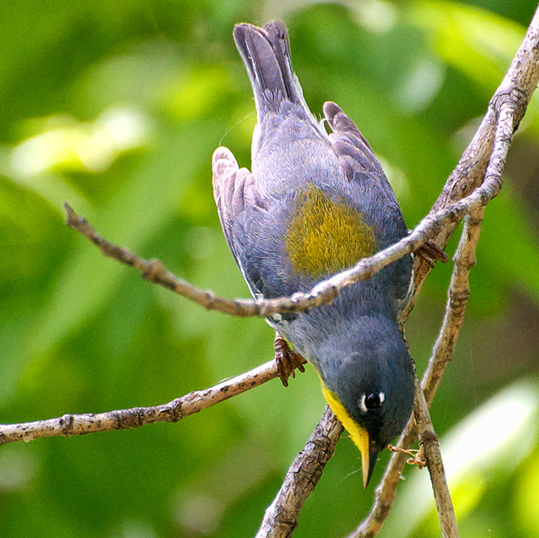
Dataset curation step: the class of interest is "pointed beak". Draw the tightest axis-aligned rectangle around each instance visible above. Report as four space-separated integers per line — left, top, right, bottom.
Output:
319 386 382 487
358 430 381 489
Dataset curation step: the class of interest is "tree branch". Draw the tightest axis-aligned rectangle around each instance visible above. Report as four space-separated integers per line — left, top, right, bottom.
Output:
0 358 290 446
65 164 496 322
351 93 517 538
255 406 344 538
404 3 539 315
413 377 458 538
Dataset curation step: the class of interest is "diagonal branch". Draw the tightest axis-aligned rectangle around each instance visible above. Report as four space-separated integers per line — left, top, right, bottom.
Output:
0 358 291 446
350 209 486 538
413 377 458 538
65 172 497 322
255 406 344 538
351 96 514 536
404 2 539 316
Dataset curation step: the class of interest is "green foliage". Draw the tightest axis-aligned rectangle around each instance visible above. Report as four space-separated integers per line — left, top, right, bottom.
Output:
1 1 538 536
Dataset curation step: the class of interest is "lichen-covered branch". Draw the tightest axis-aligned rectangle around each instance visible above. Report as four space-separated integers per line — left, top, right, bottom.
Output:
352 65 524 537
0 358 288 445
413 378 458 538
255 407 344 538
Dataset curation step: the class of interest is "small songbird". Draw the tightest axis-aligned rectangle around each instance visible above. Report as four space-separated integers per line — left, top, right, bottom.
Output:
212 20 415 488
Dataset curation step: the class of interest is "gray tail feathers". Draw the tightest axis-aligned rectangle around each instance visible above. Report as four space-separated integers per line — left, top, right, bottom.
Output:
233 21 307 113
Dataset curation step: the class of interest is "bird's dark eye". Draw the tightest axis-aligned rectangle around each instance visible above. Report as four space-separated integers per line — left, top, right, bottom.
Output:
362 391 385 412
365 393 380 409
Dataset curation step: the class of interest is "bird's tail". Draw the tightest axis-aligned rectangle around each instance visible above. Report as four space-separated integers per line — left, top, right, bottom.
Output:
233 21 310 115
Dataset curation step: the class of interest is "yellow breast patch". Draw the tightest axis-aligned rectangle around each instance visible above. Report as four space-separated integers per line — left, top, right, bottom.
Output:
285 184 376 278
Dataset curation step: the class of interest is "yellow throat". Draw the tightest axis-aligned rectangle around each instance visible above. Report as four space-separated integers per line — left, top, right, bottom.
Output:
322 386 372 488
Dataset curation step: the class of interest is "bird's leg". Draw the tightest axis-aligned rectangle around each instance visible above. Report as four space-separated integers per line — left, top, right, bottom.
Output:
273 333 306 387
417 240 449 266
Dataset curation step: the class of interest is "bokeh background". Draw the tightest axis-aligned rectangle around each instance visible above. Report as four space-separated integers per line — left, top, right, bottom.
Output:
1 0 539 536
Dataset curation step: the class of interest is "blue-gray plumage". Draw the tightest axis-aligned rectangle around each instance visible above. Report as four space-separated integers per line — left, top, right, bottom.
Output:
212 20 415 487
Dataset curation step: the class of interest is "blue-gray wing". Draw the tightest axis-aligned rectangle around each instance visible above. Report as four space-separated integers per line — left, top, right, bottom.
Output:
323 101 414 309
212 146 295 300
212 147 258 268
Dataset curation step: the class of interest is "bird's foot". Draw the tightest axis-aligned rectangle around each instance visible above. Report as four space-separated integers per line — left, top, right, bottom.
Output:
417 240 448 267
274 334 306 387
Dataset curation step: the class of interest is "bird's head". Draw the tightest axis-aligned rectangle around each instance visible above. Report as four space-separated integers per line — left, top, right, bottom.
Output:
315 314 415 487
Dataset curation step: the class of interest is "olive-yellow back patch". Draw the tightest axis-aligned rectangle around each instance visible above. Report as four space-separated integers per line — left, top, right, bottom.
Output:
285 185 376 278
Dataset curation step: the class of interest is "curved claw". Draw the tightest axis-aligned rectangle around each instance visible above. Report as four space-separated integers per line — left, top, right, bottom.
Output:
417 240 449 266
274 333 306 387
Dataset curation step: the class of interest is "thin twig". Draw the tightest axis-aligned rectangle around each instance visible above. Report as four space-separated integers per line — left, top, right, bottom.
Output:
422 207 485 404
66 171 497 322
0 358 291 446
413 377 458 538
255 407 344 538
403 3 539 317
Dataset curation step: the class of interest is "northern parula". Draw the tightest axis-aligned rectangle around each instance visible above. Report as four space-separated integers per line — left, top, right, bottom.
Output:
212 20 415 487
